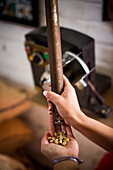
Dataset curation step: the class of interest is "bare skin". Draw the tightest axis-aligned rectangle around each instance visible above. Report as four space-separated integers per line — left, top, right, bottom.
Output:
43 76 113 152
41 115 79 170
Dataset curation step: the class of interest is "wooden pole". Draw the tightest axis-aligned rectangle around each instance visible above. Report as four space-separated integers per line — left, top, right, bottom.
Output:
45 0 64 124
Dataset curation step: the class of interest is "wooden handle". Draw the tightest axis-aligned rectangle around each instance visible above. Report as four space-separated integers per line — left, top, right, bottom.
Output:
45 0 64 124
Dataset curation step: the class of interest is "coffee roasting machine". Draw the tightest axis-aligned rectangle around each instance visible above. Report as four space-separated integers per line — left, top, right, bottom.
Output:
25 27 111 116
25 0 112 123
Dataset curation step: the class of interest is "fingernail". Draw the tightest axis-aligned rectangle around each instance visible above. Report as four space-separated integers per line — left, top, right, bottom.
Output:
49 111 53 115
47 99 49 103
49 83 51 87
43 91 47 97
48 105 51 111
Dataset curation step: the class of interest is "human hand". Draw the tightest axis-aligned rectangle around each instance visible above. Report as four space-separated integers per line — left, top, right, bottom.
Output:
41 115 79 161
43 76 86 128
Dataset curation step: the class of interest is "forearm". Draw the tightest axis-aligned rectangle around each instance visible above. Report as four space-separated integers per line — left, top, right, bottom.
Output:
54 160 79 170
72 111 113 151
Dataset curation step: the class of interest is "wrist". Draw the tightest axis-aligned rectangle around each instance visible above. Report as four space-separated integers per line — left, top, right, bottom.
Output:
52 155 83 166
54 160 79 170
71 110 88 130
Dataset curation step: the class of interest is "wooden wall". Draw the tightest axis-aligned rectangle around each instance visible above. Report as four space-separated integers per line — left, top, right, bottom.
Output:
0 0 113 88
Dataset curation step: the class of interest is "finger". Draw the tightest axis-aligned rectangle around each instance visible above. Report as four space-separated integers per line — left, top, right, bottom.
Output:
43 91 62 105
62 76 75 97
55 124 61 133
49 111 53 116
65 120 70 126
49 115 55 136
47 99 50 103
66 125 74 138
63 75 72 89
41 132 49 145
48 101 53 111
47 100 53 115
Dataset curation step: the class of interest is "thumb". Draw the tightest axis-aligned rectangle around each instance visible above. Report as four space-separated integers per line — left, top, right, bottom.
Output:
41 132 49 145
43 91 62 105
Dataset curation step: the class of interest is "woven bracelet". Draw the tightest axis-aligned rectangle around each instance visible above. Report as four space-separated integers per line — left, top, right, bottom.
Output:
52 156 83 166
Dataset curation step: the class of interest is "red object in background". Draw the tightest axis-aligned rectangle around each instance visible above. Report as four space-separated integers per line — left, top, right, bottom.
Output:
95 151 113 170
25 47 30 53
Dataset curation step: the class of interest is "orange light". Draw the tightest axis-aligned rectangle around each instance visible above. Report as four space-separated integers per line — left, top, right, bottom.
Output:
29 55 33 61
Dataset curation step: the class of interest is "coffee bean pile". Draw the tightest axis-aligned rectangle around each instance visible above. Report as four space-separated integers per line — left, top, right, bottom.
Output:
48 131 69 146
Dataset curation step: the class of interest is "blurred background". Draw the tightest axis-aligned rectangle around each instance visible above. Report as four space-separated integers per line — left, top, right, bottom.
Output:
0 0 113 170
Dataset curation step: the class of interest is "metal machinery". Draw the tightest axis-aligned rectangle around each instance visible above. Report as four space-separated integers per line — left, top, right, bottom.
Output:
25 26 111 119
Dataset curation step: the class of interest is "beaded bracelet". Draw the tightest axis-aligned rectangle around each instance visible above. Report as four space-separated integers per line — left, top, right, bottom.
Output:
52 156 83 166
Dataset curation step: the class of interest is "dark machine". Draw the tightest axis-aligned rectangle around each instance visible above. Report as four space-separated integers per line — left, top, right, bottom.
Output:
25 26 111 117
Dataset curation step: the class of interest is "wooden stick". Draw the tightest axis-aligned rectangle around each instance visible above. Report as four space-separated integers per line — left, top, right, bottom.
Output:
45 0 64 124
